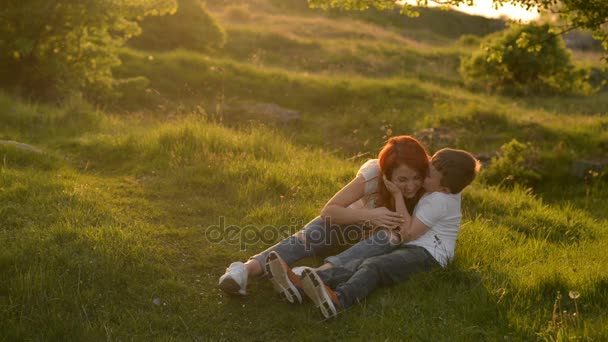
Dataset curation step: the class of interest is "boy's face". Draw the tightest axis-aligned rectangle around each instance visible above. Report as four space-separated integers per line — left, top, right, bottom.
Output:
423 164 449 193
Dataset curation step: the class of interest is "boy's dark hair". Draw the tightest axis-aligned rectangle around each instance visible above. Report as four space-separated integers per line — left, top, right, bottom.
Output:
431 148 481 194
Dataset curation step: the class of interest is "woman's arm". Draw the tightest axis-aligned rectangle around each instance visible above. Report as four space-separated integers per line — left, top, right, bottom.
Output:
321 176 403 227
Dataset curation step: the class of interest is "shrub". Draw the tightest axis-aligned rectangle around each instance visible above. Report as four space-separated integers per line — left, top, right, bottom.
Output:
480 139 542 188
457 34 482 47
129 0 226 53
589 67 608 91
460 23 592 96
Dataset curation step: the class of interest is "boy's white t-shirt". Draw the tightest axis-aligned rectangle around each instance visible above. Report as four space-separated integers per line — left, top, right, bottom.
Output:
406 191 462 267
349 159 381 209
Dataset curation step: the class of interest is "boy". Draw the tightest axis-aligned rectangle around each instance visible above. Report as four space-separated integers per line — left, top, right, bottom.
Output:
270 148 480 318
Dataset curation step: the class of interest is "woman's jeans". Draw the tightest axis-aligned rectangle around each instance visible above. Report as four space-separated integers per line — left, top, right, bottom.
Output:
249 216 396 272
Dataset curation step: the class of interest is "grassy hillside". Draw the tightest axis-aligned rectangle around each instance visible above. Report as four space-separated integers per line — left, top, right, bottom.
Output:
1 92 607 340
235 0 506 44
2 0 608 340
115 46 608 209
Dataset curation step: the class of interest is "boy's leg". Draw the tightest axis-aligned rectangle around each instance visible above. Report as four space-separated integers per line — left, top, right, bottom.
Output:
334 245 439 309
300 268 342 319
323 229 398 274
265 251 304 304
316 263 359 289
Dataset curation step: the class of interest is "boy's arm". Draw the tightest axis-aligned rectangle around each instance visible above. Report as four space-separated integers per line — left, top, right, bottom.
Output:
382 175 410 232
387 178 430 241
393 192 412 231
383 176 432 241
399 217 431 242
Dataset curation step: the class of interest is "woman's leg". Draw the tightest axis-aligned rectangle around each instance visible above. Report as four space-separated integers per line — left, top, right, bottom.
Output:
246 216 326 276
243 258 263 276
246 216 365 277
219 216 364 295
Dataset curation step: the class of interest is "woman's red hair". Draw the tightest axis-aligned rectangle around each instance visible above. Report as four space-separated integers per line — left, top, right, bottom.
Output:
376 135 429 214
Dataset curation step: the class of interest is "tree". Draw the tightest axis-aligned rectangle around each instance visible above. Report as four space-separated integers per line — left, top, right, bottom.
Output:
0 0 177 100
460 23 591 95
307 0 608 56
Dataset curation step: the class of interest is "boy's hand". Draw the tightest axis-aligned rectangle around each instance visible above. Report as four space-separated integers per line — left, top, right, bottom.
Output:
382 175 401 196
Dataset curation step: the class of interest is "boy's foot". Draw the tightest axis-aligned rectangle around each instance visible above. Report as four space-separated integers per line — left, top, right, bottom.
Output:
300 268 341 319
218 262 248 295
265 251 303 304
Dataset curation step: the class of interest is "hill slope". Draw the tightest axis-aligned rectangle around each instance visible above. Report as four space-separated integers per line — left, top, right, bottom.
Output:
1 90 607 339
2 0 608 339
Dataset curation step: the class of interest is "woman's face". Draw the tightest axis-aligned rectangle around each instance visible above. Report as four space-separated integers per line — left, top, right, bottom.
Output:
389 164 424 199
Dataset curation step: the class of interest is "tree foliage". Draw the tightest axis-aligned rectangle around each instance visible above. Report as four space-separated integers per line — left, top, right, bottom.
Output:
0 0 177 100
307 0 608 56
129 0 226 53
460 23 591 95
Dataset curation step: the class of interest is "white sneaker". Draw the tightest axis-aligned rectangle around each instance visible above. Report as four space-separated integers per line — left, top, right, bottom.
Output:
218 262 248 295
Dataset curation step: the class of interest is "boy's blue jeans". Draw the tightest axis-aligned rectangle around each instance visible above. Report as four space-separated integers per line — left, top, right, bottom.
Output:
318 244 440 309
249 216 396 272
323 228 399 272
249 217 438 309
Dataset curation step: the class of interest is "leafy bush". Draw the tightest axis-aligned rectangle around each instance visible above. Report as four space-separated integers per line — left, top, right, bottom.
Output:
589 66 608 91
128 0 226 53
0 0 177 101
457 34 481 47
480 139 541 188
460 23 592 96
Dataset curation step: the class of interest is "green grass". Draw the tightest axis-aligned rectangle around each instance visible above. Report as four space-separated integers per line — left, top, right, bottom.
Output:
115 46 608 184
220 26 463 84
2 0 608 340
1 92 607 340
114 0 608 225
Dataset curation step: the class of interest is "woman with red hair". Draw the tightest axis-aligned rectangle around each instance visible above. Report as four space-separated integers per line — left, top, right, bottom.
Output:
219 135 430 302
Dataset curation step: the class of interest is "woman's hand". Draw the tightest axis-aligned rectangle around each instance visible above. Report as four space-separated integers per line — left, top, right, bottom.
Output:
383 175 402 196
367 207 404 229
